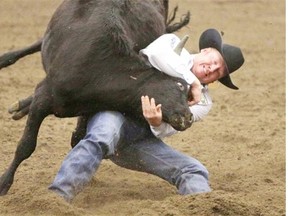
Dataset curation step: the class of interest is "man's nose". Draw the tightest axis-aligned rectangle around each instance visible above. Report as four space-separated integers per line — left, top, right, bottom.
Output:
207 65 213 73
210 64 219 73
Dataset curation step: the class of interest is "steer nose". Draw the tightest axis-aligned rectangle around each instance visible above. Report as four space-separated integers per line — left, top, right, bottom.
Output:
184 112 193 128
170 112 193 131
187 112 193 125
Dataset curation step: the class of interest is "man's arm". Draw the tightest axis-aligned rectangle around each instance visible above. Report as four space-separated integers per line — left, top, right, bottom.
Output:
141 88 213 139
140 34 201 105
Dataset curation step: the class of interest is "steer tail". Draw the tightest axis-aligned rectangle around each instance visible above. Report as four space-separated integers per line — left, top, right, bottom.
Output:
0 38 42 70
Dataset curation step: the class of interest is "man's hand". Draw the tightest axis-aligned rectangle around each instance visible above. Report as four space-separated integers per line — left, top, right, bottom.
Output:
188 78 202 106
141 95 162 127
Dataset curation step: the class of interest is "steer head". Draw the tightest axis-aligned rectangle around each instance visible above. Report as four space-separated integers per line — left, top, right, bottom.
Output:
135 74 192 131
135 35 193 131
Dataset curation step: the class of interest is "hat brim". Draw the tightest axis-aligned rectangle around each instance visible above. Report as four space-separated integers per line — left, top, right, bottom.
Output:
218 75 239 90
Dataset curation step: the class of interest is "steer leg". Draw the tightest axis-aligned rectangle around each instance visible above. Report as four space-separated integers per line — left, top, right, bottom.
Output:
70 116 89 148
166 11 190 33
8 94 33 120
166 4 178 26
0 80 52 195
8 80 45 121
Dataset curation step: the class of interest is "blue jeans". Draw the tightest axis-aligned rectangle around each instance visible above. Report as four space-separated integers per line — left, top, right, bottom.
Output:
48 111 210 201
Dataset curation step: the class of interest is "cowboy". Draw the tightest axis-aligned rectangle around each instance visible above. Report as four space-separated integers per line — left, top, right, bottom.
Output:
49 29 245 202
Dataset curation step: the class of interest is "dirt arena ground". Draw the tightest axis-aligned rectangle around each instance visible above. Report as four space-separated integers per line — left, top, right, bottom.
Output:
0 0 285 215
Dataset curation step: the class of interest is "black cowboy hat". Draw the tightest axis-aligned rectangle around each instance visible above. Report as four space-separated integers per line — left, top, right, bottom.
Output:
199 28 244 90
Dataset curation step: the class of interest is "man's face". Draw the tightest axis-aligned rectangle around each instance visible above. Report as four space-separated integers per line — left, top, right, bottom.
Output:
192 48 227 84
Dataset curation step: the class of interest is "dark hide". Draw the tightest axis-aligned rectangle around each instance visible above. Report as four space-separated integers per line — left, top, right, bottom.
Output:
0 0 190 70
0 0 192 196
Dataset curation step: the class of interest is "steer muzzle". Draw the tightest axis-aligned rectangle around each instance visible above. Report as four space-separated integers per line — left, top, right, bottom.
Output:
168 112 193 131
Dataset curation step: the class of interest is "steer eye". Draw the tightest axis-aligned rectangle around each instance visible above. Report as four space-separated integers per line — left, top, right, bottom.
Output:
176 82 185 91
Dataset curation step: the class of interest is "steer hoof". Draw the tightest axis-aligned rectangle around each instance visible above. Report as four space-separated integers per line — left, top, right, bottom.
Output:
8 101 20 114
12 111 27 120
0 171 14 196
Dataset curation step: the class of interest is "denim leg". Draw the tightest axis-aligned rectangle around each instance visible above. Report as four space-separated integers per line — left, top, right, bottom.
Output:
48 111 126 201
110 137 211 195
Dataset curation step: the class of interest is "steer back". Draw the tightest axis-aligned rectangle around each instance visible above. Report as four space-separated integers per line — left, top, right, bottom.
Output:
42 0 167 71
41 0 192 130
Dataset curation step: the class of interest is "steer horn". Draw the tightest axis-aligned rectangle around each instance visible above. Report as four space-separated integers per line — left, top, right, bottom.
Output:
174 35 189 55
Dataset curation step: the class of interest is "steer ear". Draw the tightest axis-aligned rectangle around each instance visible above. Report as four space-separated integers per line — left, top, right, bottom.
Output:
174 35 189 55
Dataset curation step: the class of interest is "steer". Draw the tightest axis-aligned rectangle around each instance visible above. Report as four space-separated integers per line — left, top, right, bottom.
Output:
0 0 193 196
1 0 190 144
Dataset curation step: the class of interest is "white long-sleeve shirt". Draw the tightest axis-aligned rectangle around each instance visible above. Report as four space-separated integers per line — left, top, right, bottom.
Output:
140 34 213 139
140 34 197 84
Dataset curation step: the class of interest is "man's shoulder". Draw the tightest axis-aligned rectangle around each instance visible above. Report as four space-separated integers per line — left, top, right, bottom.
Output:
158 33 180 43
140 33 181 56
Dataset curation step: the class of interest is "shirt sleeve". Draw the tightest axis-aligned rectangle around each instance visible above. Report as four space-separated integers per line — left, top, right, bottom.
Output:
140 34 196 84
149 51 197 84
150 122 178 139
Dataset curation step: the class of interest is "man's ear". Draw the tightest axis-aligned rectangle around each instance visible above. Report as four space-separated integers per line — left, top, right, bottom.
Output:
200 48 208 53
